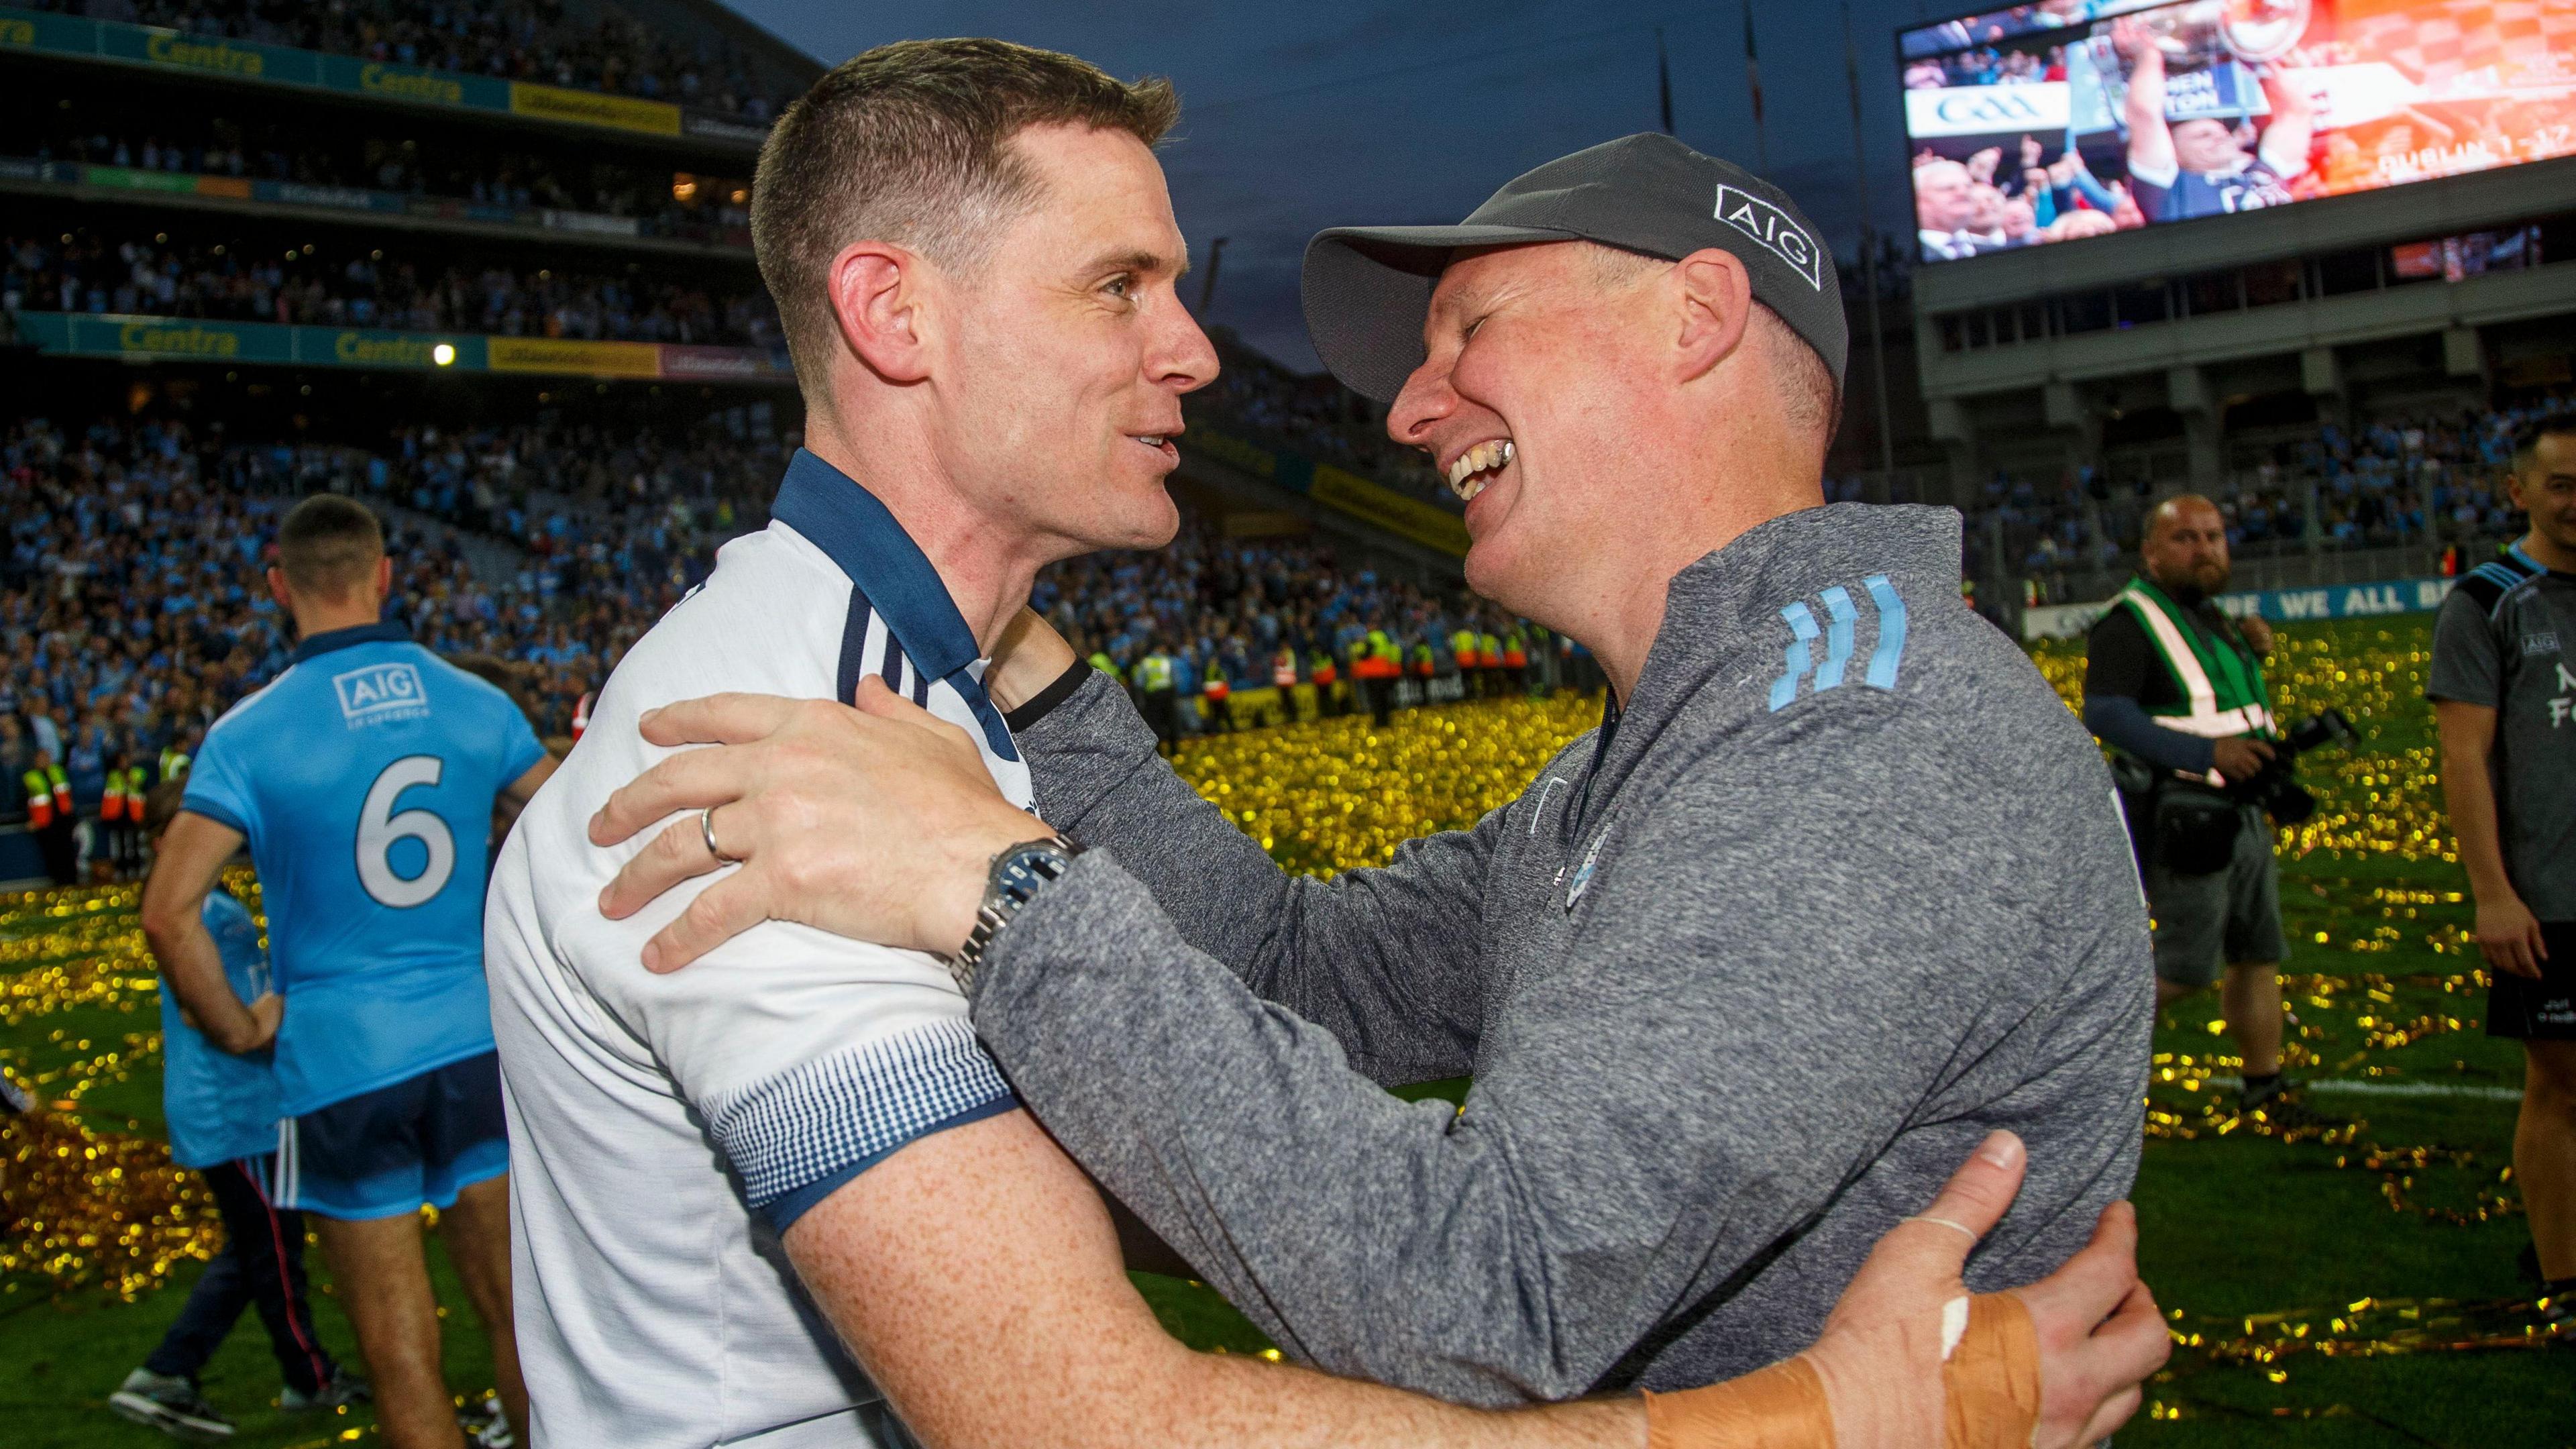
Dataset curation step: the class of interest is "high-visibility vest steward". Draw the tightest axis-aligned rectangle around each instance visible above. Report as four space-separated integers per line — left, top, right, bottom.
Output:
2113 576 2274 749
1133 653 1176 692
1273 650 1298 688
1354 631 1403 680
22 767 56 828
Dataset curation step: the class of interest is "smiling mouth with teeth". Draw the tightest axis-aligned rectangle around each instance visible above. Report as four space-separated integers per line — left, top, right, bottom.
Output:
1444 438 1513 502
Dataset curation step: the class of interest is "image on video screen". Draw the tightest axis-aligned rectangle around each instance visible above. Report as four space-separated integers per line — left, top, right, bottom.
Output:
1899 0 2576 262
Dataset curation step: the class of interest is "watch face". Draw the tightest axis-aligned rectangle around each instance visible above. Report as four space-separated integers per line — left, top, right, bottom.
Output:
995 841 1071 905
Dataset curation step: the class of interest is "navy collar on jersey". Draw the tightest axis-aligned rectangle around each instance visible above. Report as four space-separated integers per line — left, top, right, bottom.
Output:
290 621 410 664
767 449 1018 761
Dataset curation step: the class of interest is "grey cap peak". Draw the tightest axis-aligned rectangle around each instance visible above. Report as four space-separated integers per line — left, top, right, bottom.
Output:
1301 132 1847 404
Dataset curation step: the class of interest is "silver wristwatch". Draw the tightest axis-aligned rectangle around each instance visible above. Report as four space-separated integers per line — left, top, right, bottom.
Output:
945 834 1080 994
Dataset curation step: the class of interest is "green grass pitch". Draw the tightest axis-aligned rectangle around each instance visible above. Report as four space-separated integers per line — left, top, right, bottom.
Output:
2 616 2569 1446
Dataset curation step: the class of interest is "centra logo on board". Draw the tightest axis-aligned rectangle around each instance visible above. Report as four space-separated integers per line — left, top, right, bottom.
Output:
117 321 238 357
334 663 431 726
335 332 437 366
361 64 464 105
146 32 264 76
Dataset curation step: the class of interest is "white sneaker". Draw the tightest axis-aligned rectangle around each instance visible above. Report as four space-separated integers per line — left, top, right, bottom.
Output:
107 1367 237 1442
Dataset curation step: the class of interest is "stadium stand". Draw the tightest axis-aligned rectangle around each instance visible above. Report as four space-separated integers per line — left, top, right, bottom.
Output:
7 100 754 246
0 402 1554 861
1968 394 2571 604
5 227 779 347
15 0 798 120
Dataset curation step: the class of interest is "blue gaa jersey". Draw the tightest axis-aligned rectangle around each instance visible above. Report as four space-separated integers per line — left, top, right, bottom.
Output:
160 888 282 1170
184 624 546 1117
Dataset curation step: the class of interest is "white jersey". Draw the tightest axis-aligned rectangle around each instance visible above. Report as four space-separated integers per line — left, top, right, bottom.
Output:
486 451 1032 1447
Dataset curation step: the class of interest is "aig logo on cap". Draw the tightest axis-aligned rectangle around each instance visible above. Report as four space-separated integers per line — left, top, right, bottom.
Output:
1714 184 1823 292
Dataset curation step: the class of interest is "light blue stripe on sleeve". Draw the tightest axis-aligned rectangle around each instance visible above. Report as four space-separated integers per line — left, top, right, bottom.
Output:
1815 586 1858 691
1864 574 1909 690
1768 601 1821 712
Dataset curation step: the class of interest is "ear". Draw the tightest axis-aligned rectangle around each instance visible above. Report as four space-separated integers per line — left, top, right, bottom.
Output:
1671 248 1754 386
264 566 290 610
827 240 935 385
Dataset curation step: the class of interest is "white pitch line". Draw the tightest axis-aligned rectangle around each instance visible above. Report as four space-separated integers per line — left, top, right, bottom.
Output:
2208 1075 2523 1102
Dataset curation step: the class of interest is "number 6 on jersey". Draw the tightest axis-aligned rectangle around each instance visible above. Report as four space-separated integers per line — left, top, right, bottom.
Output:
359 755 456 908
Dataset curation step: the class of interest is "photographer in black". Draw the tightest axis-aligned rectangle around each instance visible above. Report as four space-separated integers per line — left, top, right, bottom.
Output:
2085 496 2334 1128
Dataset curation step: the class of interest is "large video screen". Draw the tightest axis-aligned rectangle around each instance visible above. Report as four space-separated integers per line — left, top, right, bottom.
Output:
1899 0 2576 263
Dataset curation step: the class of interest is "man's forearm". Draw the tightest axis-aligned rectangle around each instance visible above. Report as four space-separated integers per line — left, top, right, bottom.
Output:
1018 670 1488 1083
144 913 262 1052
784 1105 1643 1449
2435 731 2514 903
976 852 1646 1407
2082 695 2214 776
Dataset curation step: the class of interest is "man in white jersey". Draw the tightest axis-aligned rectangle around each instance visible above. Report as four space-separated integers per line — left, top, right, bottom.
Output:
485 38 2163 1449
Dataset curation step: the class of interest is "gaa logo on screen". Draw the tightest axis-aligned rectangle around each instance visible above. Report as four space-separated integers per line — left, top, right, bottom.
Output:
1932 91 2049 128
1715 184 1825 291
333 661 432 726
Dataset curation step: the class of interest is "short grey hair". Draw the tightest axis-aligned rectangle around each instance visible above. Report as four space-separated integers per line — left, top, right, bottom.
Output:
1582 242 1840 450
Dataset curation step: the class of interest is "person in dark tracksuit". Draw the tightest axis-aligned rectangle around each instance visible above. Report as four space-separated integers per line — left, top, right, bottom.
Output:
111 784 362 1440
2428 413 2576 1327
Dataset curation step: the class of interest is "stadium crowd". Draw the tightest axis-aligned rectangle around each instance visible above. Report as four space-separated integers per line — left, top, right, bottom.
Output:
15 113 752 244
2 231 777 349
0 411 765 869
21 0 792 121
0 406 1573 873
1192 332 1456 505
1964 397 2569 592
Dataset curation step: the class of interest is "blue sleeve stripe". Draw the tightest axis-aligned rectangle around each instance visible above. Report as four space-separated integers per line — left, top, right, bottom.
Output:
1862 574 1910 690
704 1016 1016 1213
760 1095 1020 1234
180 793 250 836
1766 602 1819 712
1814 586 1858 691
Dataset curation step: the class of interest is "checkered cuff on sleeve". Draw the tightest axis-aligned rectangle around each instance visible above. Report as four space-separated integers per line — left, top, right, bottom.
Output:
704 1018 1016 1224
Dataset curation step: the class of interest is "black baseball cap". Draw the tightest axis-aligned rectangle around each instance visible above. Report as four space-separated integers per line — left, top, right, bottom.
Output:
1301 132 1847 404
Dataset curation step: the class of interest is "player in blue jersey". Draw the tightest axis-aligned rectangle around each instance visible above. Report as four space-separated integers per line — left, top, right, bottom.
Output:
144 496 556 1449
114 781 365 1442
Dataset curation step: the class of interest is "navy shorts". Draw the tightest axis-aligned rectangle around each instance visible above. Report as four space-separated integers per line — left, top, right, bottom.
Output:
274 1052 509 1220
2487 923 2576 1042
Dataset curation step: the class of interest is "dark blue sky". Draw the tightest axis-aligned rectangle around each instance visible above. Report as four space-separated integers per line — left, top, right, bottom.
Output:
722 1 1947 371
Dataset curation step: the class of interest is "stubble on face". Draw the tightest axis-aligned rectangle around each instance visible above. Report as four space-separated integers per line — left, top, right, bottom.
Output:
932 123 1208 559
1407 244 1666 616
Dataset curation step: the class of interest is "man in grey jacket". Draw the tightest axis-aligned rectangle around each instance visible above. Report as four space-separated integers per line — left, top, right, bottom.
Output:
594 135 2155 1411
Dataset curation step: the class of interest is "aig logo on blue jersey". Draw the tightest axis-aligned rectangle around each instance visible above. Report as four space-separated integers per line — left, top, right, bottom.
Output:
333 662 431 727
1768 574 1909 712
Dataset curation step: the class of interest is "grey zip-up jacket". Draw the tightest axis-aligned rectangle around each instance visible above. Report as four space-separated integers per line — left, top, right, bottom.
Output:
978 502 2152 1405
